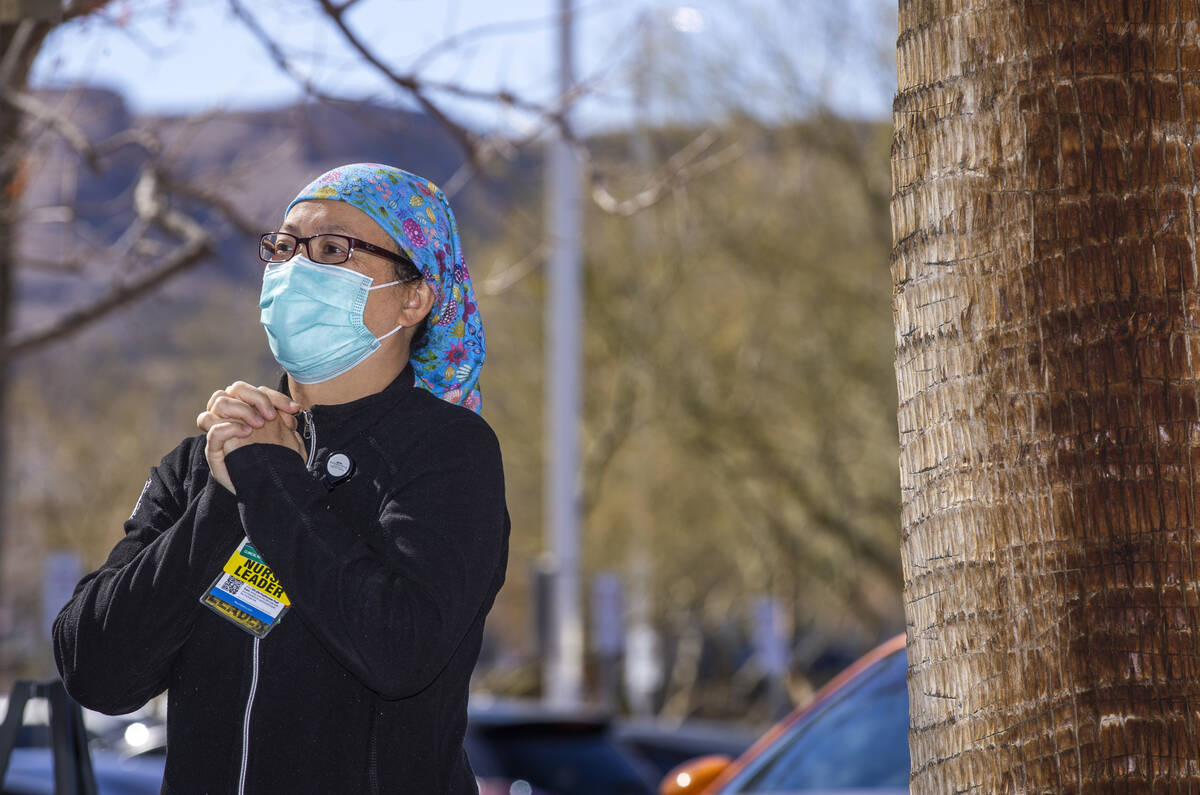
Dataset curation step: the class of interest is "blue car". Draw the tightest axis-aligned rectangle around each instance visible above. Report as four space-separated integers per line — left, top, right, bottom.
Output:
661 634 909 794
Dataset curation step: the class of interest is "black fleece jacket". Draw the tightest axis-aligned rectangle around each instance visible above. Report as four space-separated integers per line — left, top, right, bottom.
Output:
52 363 510 794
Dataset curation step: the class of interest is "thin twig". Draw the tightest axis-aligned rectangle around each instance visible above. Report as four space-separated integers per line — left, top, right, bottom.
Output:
315 0 480 164
8 167 212 357
227 0 341 104
479 242 547 296
162 176 270 238
590 133 746 217
410 6 596 67
1 90 160 171
581 370 640 518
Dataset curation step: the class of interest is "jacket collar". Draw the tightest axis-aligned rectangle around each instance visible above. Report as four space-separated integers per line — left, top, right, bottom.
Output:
278 361 417 435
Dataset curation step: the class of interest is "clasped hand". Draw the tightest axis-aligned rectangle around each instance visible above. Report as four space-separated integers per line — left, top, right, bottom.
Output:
197 381 306 494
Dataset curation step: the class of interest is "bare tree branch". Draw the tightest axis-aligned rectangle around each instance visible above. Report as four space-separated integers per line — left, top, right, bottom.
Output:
581 370 639 517
315 0 480 164
231 0 537 183
2 53 320 359
720 472 882 632
232 0 735 224
162 175 271 238
8 167 211 356
478 241 546 296
0 20 41 88
318 0 565 118
410 6 581 67
5 0 746 366
2 89 159 171
227 0 343 105
590 131 746 216
677 389 899 584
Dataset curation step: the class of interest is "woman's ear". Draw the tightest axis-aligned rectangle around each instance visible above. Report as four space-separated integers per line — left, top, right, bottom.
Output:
398 280 435 327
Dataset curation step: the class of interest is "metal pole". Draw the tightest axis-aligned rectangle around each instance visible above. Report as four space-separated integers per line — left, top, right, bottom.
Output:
543 0 584 707
624 12 657 717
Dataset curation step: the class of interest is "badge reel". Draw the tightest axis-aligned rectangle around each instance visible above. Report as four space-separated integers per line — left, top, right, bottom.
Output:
201 538 290 638
322 452 355 488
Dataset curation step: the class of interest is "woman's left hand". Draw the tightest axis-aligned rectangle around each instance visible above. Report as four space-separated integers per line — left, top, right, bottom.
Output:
222 411 306 458
197 383 307 493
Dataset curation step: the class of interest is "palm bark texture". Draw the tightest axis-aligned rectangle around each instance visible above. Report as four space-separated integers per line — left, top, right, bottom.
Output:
894 1 1200 791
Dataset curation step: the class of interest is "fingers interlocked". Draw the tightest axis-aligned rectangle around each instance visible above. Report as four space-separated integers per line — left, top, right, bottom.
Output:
197 382 300 435
199 382 304 495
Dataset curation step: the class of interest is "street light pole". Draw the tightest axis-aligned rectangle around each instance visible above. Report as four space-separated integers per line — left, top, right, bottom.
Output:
543 0 584 707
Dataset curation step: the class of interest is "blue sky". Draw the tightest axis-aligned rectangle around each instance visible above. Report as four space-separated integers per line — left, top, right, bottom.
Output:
30 0 895 130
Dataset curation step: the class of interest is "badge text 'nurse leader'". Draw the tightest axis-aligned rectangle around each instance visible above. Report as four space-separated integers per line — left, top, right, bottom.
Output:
201 538 291 638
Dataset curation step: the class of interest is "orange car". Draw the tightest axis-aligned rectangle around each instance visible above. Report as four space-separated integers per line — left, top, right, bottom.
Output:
660 634 908 795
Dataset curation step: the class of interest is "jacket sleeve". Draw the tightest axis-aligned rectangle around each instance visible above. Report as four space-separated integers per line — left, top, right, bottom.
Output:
223 416 509 699
52 438 246 715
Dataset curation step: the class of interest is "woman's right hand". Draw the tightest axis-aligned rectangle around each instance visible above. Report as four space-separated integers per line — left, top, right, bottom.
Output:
197 382 300 494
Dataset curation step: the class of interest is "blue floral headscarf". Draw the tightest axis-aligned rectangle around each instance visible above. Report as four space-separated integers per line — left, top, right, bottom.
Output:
287 163 484 413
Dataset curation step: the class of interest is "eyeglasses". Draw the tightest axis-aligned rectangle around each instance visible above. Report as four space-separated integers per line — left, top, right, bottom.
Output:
259 232 419 274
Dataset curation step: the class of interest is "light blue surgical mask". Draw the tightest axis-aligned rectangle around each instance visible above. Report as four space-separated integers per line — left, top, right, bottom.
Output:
259 256 404 383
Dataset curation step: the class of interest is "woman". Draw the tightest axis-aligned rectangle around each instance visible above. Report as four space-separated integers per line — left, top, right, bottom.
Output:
53 163 510 794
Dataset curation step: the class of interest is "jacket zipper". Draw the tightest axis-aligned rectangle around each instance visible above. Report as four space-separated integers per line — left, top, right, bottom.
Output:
302 409 317 468
237 636 261 795
236 411 314 793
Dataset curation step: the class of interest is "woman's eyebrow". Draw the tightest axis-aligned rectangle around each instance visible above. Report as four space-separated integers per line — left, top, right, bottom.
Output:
278 223 358 236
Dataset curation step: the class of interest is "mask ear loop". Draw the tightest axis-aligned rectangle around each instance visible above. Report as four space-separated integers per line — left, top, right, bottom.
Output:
376 322 405 341
368 279 408 341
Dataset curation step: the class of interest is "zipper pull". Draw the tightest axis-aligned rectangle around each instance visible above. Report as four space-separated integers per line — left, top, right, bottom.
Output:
300 409 317 469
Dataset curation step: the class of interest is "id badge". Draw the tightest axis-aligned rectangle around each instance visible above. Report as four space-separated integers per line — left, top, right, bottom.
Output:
200 537 290 638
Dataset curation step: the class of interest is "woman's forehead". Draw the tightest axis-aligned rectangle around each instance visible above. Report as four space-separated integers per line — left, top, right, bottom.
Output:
282 199 385 239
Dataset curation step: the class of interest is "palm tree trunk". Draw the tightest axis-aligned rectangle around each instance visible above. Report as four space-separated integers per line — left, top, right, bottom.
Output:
894 2 1200 791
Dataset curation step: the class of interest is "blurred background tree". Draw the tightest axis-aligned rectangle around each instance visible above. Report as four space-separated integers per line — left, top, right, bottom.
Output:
1 0 900 726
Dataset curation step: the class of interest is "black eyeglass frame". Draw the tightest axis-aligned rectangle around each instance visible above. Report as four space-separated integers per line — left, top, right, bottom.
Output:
259 232 420 276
